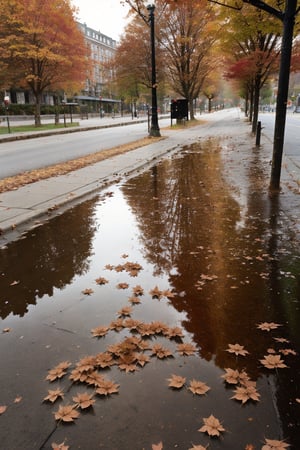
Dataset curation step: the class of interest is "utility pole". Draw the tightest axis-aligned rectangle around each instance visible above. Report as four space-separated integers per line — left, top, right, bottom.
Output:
269 0 297 191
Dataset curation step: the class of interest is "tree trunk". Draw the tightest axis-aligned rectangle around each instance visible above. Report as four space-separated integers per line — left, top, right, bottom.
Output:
252 75 261 134
189 99 194 120
34 93 42 126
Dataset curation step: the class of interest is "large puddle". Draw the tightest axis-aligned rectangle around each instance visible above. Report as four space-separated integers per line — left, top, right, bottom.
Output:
0 139 299 449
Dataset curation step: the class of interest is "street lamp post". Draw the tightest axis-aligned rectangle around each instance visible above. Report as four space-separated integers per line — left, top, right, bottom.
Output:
147 4 161 137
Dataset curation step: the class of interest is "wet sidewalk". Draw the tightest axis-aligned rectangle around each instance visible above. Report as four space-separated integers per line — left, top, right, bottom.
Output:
0 109 299 449
0 109 299 246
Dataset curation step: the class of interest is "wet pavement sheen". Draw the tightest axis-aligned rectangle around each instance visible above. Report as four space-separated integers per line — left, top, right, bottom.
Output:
0 137 299 449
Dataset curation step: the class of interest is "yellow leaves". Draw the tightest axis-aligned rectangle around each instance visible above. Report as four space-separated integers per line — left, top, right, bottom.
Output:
262 438 290 450
54 405 79 423
260 354 288 369
226 343 249 357
198 414 225 437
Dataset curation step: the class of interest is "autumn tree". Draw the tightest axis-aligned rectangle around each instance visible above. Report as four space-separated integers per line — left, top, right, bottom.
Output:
220 2 281 131
0 0 89 125
124 0 220 120
113 15 165 111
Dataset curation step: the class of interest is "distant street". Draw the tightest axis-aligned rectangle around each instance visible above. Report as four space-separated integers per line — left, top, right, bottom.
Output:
0 117 169 179
260 111 300 157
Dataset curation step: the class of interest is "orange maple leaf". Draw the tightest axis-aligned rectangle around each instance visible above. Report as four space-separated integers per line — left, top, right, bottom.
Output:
198 414 225 437
44 389 64 403
54 404 80 422
72 392 95 409
257 322 282 331
152 442 163 450
188 379 210 395
226 343 249 356
262 438 290 449
167 374 186 389
231 383 260 404
260 354 288 369
176 342 197 356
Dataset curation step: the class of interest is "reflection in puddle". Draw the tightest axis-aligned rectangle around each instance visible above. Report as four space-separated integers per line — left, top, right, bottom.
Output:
0 139 299 449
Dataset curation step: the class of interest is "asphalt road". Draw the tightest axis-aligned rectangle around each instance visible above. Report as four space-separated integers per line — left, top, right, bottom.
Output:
259 110 300 157
0 117 170 179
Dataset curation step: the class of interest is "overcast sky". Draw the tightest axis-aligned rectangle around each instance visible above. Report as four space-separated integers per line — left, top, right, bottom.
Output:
72 0 131 40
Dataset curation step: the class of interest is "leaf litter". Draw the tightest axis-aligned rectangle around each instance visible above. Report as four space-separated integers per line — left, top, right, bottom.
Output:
42 257 296 448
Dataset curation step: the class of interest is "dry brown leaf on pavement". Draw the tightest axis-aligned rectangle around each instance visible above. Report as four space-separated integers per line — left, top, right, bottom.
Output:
198 414 225 437
167 374 186 389
261 438 290 449
188 379 210 395
44 388 64 403
188 445 208 450
226 343 249 356
51 442 69 450
72 392 95 409
257 322 282 331
82 288 94 295
176 342 197 356
0 405 7 415
152 442 163 450
260 354 288 369
231 383 260 404
54 404 80 422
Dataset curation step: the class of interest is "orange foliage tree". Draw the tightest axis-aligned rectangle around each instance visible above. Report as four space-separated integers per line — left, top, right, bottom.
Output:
123 0 220 119
0 0 89 125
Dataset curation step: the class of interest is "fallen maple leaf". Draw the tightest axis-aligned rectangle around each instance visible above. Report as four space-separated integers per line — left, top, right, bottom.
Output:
261 438 290 449
226 343 249 357
51 442 69 450
82 288 94 295
91 326 109 338
257 322 282 331
14 396 22 403
0 405 7 415
96 379 119 396
188 445 208 450
152 343 173 359
72 392 95 409
176 342 197 356
260 354 288 369
221 368 250 385
231 383 260 404
132 285 144 295
117 305 133 317
164 326 184 339
149 286 164 299
128 295 141 305
116 282 129 290
95 277 108 285
245 445 255 450
46 361 71 382
152 442 163 450
199 414 225 437
54 404 80 422
188 379 210 395
44 389 64 403
167 374 186 389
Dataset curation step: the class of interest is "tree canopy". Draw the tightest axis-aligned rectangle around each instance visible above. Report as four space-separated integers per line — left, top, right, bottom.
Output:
0 0 89 124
